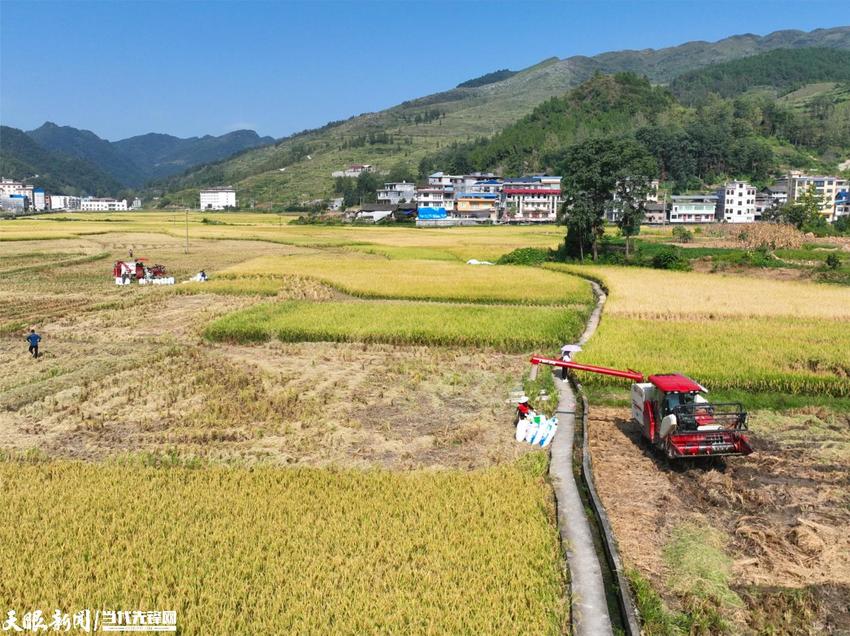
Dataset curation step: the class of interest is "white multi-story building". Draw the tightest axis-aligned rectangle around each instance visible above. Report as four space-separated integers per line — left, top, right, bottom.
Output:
81 197 128 211
131 197 143 210
415 187 455 211
717 181 756 223
502 176 562 223
376 181 416 205
786 173 849 221
199 186 236 210
427 172 464 190
669 195 717 224
49 195 82 211
31 188 46 211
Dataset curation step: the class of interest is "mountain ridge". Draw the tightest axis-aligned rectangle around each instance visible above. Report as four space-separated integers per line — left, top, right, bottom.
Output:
24 122 274 188
151 25 850 206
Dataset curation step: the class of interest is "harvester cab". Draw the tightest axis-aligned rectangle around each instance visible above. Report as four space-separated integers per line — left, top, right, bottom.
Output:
632 374 752 458
529 356 752 459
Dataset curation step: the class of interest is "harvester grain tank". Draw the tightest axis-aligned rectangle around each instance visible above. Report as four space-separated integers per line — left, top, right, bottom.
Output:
529 356 753 459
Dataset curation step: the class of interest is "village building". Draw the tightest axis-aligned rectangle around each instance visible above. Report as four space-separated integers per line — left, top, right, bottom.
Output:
717 180 756 223
376 181 416 205
669 194 717 224
199 186 236 210
502 176 562 223
81 197 128 211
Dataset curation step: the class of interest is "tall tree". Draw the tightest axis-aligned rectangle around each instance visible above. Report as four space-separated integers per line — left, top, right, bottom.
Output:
610 177 651 256
558 137 657 260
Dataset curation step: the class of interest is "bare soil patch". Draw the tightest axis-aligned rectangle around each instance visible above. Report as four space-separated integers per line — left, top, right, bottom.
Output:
588 405 850 631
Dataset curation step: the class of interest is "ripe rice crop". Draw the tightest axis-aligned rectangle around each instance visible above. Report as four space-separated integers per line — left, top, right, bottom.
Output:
578 316 850 397
0 456 567 635
204 300 589 352
223 254 592 305
545 263 850 319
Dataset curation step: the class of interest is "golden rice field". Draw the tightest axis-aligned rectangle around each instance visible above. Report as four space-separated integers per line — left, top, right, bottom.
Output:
223 253 592 305
0 456 566 635
545 263 850 319
578 316 850 396
549 263 850 398
1 212 564 261
204 299 590 351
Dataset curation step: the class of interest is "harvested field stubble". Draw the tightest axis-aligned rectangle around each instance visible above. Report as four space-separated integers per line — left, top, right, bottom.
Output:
587 405 850 633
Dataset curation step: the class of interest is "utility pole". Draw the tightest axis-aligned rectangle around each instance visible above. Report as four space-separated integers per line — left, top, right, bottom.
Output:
184 206 189 255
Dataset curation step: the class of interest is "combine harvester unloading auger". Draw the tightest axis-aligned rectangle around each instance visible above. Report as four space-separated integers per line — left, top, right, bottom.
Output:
530 356 753 459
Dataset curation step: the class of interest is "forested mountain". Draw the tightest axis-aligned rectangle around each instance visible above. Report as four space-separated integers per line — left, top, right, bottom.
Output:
112 130 275 181
24 123 274 187
27 122 142 187
424 69 850 191
151 26 850 206
0 125 124 196
670 48 850 104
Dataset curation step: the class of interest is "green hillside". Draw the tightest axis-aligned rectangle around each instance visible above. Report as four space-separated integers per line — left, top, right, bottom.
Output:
152 26 850 207
0 126 124 196
670 48 850 104
424 70 850 191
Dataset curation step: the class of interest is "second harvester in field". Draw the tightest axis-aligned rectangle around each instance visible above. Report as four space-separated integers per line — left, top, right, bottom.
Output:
530 356 753 459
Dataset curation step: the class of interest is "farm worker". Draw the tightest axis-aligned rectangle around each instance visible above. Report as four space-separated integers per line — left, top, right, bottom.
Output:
199 270 207 281
26 329 41 358
558 344 582 379
515 396 536 442
515 396 536 425
128 248 133 258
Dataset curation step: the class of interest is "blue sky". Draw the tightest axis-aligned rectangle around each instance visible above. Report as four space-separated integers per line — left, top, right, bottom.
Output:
1 1 847 140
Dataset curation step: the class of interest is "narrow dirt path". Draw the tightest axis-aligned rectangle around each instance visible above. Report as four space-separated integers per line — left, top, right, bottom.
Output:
549 281 613 635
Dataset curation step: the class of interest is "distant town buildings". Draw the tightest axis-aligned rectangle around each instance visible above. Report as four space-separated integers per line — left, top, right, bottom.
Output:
131 197 143 210
81 197 128 211
332 164 375 178
199 186 237 210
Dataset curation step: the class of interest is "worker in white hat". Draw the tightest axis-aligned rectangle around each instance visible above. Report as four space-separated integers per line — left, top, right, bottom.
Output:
514 395 536 427
559 344 582 380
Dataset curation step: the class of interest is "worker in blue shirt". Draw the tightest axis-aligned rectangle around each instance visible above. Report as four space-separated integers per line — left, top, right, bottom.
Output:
26 329 41 358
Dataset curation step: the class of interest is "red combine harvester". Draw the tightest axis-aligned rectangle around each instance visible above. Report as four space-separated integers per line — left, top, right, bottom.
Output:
530 356 753 459
112 259 168 283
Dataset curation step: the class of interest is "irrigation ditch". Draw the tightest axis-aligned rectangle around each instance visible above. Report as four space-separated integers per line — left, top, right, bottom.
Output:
549 278 640 635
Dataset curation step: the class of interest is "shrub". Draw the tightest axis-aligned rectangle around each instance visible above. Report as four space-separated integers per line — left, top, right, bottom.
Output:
651 247 689 270
671 226 693 243
825 253 841 270
497 247 550 266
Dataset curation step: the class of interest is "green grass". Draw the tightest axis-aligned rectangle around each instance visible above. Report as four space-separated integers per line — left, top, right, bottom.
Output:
204 300 590 352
